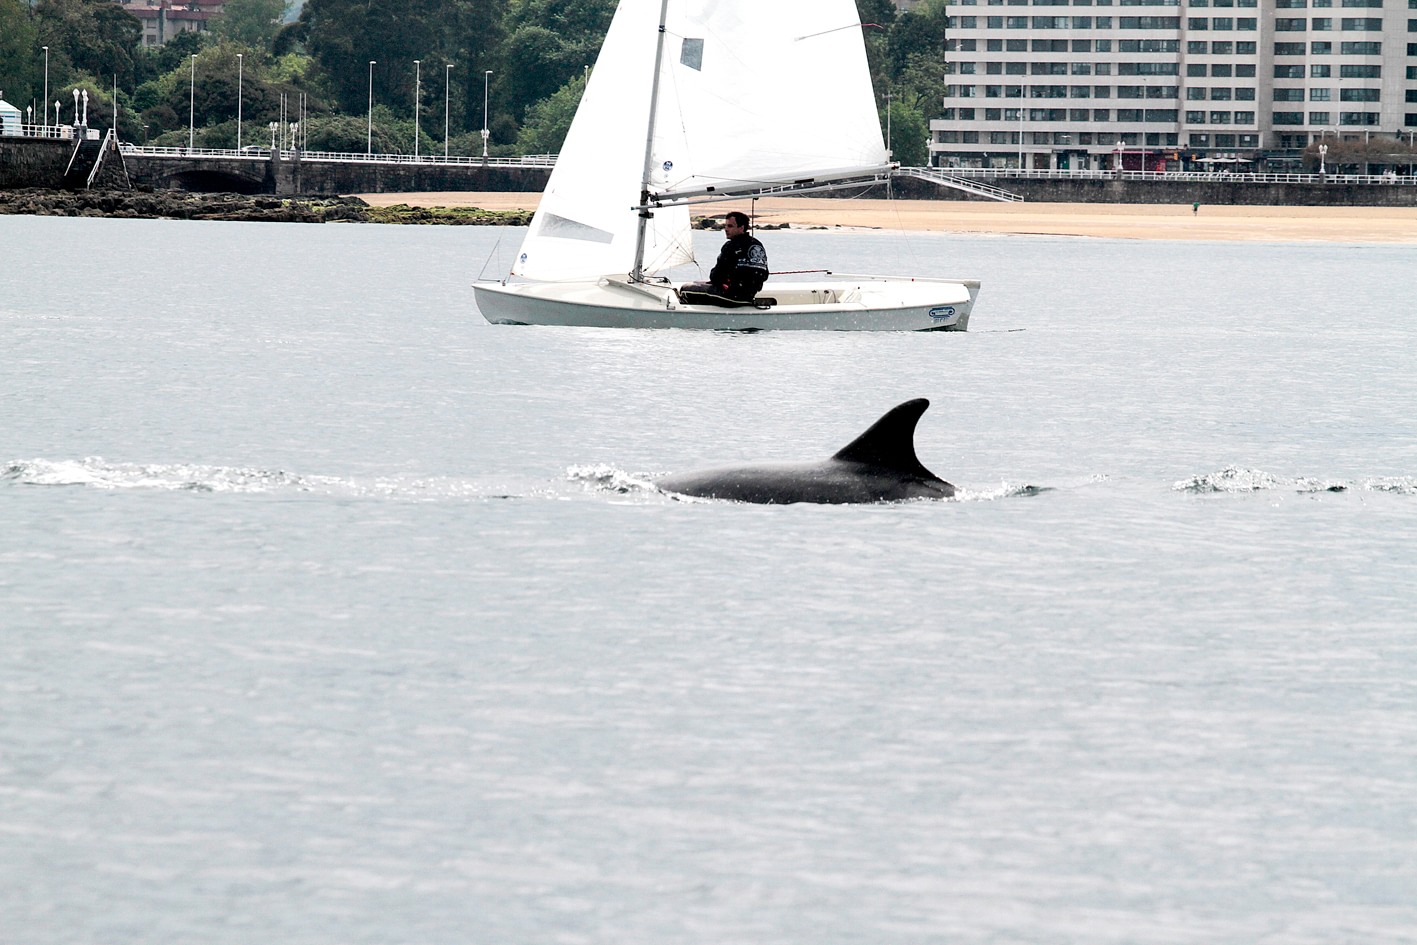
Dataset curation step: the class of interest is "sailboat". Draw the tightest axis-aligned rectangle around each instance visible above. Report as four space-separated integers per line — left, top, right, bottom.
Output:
472 0 979 331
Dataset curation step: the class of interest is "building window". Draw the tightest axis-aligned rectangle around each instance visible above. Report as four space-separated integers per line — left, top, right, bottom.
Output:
1272 111 1305 124
1275 65 1306 77
1189 16 1210 27
1310 87 1333 99
1213 40 1235 52
1187 110 1207 122
1187 88 1208 100
1312 40 1333 51
1187 63 1208 76
1341 87 1381 100
1236 87 1256 100
1211 87 1233 100
1212 63 1234 76
1312 16 1334 26
1006 39 1028 50
1275 16 1307 27
1274 88 1306 100
1188 40 1209 52
1236 42 1257 53
1309 111 1332 123
1339 111 1380 124
1340 17 1384 28
1212 16 1234 27
1073 39 1093 51
1275 42 1307 54
1209 111 1232 123
1340 41 1382 52
1238 16 1257 27
1312 64 1333 76
1340 63 1382 76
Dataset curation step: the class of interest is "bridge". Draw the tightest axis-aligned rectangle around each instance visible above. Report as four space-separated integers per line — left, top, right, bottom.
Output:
117 145 555 195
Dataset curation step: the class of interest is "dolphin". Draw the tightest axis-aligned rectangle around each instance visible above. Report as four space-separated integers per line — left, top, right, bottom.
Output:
657 398 955 504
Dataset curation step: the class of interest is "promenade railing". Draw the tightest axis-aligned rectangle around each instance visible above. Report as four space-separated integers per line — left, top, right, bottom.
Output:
117 144 558 167
938 166 1417 186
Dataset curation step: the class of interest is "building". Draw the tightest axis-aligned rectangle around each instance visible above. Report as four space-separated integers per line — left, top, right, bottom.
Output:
930 0 1417 170
114 1 226 46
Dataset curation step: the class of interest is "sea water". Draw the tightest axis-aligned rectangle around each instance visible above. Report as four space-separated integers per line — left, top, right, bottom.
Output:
2 214 1416 944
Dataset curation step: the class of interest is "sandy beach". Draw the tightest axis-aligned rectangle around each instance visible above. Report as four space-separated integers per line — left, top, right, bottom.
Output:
353 190 1417 243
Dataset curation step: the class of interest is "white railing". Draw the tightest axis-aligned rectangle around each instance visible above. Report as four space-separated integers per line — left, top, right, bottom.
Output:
929 166 1417 186
1 123 75 140
117 144 557 167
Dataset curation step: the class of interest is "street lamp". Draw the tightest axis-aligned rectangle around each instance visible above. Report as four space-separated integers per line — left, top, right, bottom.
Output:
269 120 277 149
188 54 196 150
72 88 79 125
367 60 376 154
1319 142 1328 176
236 53 243 150
42 46 48 128
414 59 421 159
482 69 492 159
445 63 453 158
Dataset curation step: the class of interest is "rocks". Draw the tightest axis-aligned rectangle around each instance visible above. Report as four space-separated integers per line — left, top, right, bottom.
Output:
0 189 532 226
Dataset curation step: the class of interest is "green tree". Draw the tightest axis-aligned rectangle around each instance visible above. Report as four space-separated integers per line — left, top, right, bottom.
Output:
500 0 613 122
0 0 43 113
883 100 927 166
513 70 584 155
35 0 142 85
300 0 500 135
213 0 291 53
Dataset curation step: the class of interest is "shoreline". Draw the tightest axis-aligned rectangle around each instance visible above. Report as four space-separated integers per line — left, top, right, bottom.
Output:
353 191 1417 243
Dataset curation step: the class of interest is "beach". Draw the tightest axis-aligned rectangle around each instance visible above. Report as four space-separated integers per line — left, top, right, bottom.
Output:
354 190 1417 243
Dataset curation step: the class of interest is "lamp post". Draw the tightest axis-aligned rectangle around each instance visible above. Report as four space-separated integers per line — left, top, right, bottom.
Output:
482 69 492 159
236 53 243 150
414 59 421 159
42 46 48 128
54 100 60 127
367 60 376 154
445 63 453 158
188 54 196 150
1318 142 1328 177
269 120 277 149
72 88 79 125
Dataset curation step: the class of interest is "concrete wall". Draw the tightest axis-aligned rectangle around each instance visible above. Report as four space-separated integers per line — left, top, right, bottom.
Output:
0 138 75 189
888 175 1417 207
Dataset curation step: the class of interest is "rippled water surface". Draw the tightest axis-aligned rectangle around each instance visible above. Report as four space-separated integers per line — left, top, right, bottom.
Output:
3 214 1417 944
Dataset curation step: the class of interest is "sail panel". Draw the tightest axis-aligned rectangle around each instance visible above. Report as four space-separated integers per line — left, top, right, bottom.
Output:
513 0 694 281
649 0 889 200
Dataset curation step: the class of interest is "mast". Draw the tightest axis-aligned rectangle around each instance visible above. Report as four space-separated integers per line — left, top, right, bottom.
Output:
630 0 672 283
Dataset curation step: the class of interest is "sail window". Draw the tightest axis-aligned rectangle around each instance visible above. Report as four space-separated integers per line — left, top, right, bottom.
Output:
681 38 705 71
539 213 614 244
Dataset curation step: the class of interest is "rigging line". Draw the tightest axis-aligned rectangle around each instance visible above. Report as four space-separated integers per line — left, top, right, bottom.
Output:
796 22 883 41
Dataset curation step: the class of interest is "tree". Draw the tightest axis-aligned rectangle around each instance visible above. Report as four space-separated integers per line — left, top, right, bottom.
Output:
514 70 584 155
213 0 291 53
35 0 142 85
0 0 43 111
500 0 614 122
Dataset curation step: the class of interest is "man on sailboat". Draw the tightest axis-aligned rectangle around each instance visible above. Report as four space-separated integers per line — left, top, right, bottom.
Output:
680 211 769 306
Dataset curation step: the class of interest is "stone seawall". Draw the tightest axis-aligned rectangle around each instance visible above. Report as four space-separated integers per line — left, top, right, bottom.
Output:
0 138 75 189
888 174 1417 207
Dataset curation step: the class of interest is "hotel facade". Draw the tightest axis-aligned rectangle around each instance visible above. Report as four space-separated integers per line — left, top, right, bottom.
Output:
929 0 1417 169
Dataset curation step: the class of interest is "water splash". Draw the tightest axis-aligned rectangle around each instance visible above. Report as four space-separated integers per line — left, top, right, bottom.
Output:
565 464 662 496
1 458 501 499
1175 465 1417 495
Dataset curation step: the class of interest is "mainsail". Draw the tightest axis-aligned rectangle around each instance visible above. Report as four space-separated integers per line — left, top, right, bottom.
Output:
511 0 890 282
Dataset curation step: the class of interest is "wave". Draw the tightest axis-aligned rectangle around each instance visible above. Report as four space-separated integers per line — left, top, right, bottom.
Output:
1 458 501 499
1174 465 1417 495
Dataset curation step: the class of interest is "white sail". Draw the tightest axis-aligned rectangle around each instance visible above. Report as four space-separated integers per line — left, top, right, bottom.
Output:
650 0 892 203
511 0 889 281
513 0 692 281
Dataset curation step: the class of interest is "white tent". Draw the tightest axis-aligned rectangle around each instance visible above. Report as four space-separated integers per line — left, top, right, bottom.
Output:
0 96 22 137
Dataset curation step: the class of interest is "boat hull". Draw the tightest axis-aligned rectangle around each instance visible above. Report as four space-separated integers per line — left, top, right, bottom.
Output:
473 276 977 332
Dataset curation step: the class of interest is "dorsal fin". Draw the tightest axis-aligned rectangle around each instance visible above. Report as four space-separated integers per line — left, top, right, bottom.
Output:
830 398 941 480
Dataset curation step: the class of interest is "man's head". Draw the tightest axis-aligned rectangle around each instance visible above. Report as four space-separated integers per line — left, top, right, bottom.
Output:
724 211 750 234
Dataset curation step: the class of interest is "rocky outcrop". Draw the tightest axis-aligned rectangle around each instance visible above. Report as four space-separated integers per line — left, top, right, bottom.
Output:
0 189 533 224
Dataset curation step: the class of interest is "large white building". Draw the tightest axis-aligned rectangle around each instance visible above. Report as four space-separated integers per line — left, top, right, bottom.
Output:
929 0 1416 170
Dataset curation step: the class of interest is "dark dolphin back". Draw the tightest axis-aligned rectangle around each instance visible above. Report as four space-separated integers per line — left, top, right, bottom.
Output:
830 398 943 482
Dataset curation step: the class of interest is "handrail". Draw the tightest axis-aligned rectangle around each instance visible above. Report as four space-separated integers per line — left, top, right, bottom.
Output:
117 143 558 167
85 128 115 189
928 165 1417 186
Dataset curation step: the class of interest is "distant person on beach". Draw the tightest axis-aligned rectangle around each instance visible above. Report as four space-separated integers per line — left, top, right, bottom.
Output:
1193 201 1200 215
680 211 769 305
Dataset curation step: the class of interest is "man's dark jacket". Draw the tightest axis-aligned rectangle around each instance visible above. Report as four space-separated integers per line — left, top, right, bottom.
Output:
708 233 769 300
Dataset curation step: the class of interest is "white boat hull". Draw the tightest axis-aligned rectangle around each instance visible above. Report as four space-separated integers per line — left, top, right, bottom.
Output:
473 275 977 331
